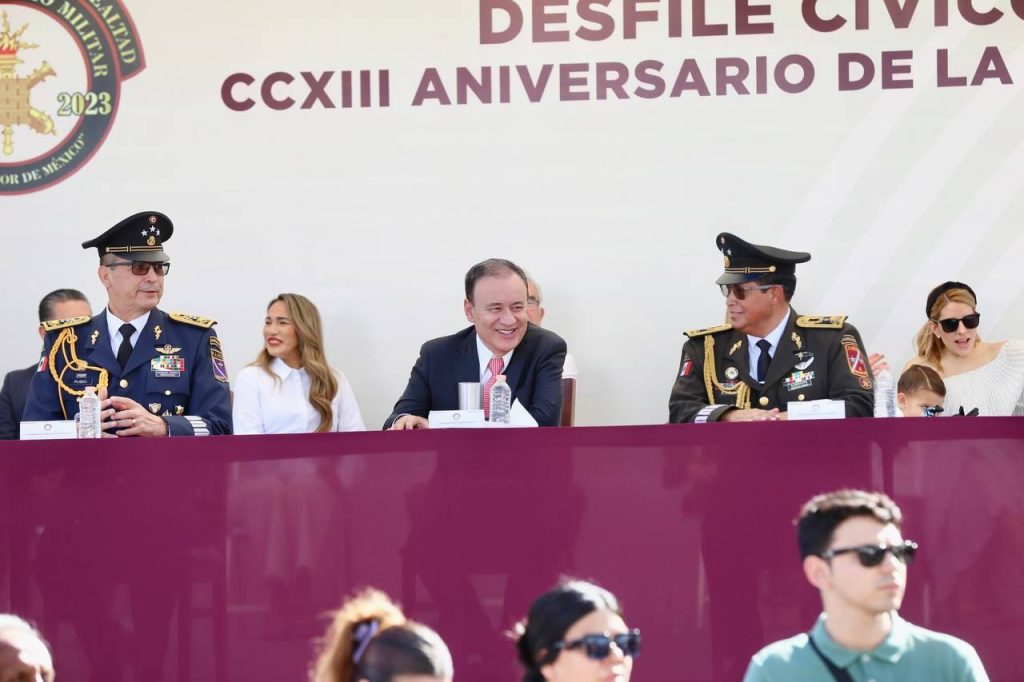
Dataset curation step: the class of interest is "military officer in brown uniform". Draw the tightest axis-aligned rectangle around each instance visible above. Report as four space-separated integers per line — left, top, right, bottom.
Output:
669 233 874 423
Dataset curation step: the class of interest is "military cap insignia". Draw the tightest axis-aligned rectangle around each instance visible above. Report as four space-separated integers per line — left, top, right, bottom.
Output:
686 323 733 337
796 315 847 329
170 311 217 328
41 316 91 332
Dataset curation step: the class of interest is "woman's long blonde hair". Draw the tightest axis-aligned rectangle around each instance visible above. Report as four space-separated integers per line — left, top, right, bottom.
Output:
255 293 337 432
913 286 979 372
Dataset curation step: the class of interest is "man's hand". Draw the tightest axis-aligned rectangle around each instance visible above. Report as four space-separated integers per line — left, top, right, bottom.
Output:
389 415 428 430
721 408 782 422
105 394 170 437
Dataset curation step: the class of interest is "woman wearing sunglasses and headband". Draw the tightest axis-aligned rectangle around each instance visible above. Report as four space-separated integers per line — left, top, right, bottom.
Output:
311 588 453 682
907 281 1024 416
516 579 639 682
233 293 365 433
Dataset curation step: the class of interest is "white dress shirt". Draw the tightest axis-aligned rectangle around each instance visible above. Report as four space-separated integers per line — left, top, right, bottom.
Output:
232 357 365 434
106 308 151 357
746 310 790 383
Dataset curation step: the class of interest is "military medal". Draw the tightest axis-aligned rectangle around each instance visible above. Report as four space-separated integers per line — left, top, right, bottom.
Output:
725 367 739 380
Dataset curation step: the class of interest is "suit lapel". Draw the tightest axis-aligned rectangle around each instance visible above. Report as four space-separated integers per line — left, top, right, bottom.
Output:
503 325 533 391
763 311 800 388
453 328 481 383
79 315 118 380
724 329 753 385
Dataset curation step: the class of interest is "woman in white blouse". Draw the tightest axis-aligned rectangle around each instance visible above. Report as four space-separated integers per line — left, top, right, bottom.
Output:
907 281 1024 416
232 293 365 433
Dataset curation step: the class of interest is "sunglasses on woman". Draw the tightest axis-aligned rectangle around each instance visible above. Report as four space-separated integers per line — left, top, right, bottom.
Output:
820 540 918 567
552 630 642 661
933 313 980 334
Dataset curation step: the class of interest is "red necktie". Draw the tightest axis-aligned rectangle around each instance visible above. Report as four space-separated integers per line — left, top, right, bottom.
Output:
481 355 505 419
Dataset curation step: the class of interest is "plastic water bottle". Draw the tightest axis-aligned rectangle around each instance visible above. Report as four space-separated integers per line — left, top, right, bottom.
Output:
489 375 512 424
78 386 102 438
873 367 897 418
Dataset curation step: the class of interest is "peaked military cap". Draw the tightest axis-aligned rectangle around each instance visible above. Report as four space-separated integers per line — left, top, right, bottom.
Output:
82 211 173 262
714 232 811 285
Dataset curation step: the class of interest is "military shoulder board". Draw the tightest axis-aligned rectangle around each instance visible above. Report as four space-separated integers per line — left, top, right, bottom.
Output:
686 323 733 337
170 312 217 328
40 316 91 332
796 315 847 329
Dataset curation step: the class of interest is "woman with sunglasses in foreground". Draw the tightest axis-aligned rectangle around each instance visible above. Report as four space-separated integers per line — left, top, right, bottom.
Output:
516 579 639 682
311 587 453 682
906 281 1024 416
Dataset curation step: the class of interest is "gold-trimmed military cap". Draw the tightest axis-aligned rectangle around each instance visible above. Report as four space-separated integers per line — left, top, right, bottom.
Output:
82 211 173 263
714 232 811 285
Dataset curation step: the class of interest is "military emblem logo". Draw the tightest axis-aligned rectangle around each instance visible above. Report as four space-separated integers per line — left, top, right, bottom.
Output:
0 2 146 195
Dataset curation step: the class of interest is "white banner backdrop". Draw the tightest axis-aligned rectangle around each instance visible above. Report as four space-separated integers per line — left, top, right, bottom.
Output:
2 0 1023 427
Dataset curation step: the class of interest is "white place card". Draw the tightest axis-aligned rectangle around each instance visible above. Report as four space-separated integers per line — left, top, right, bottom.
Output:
428 409 486 429
787 400 846 421
19 420 78 440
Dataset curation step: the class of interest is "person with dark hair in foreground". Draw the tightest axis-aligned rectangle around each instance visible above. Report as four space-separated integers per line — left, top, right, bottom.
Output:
743 489 989 681
0 288 91 439
385 258 566 429
0 614 55 682
311 588 453 682
669 232 874 423
516 579 639 682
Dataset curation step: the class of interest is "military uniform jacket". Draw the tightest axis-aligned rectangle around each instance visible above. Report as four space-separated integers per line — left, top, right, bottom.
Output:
668 310 874 423
23 308 232 436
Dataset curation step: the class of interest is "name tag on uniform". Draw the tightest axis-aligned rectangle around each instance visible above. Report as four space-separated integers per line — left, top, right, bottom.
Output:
151 355 185 378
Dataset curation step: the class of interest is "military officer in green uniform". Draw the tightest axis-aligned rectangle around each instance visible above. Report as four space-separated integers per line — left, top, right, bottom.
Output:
668 233 874 423
23 211 232 436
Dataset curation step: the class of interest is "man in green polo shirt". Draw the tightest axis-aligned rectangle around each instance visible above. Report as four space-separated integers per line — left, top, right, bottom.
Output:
743 489 989 682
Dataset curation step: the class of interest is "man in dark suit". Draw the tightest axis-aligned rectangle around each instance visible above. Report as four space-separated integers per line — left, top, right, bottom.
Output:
386 258 567 428
669 233 874 423
23 211 232 436
0 289 92 439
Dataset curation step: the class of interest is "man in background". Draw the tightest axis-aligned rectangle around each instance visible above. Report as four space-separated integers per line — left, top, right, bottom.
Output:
0 614 55 682
525 275 578 379
0 289 91 439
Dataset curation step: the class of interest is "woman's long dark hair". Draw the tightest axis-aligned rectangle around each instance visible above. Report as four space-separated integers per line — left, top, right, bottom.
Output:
515 579 622 682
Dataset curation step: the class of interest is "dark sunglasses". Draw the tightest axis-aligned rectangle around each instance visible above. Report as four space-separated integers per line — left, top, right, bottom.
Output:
552 630 641 661
719 283 773 300
820 540 918 567
106 261 171 276
934 313 980 333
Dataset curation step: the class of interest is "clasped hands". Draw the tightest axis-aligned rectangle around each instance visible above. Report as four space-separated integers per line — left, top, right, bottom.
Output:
95 387 169 437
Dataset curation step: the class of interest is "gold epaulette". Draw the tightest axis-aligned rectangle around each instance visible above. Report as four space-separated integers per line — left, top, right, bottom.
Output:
686 323 733 338
40 316 91 332
796 315 847 329
170 311 217 328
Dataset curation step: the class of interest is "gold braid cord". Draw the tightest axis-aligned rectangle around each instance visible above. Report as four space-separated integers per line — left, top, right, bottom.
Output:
702 336 751 409
48 328 110 419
